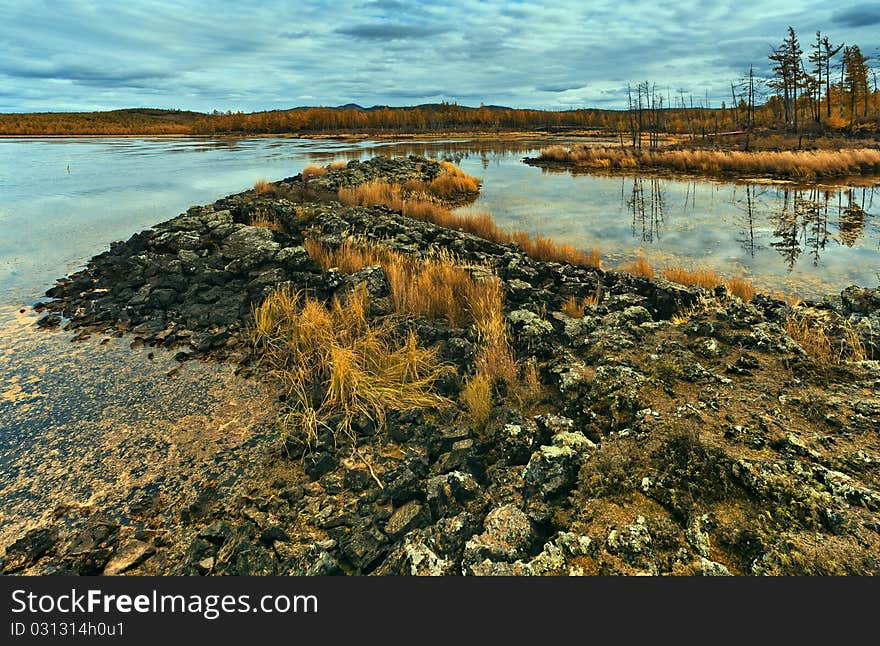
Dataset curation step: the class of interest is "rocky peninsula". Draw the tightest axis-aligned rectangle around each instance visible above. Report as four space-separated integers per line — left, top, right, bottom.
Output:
3 156 879 576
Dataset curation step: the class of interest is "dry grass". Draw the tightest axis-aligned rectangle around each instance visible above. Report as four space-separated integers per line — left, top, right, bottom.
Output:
304 236 543 427
254 178 272 194
661 266 722 290
248 208 283 232
726 275 755 302
304 237 384 274
621 252 654 280
251 285 449 445
301 164 328 180
338 180 405 210
328 160 348 171
562 294 599 318
785 311 867 364
539 146 880 179
462 374 492 429
510 232 602 268
304 236 503 329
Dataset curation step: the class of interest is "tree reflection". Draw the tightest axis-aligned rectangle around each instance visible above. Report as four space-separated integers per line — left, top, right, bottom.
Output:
626 177 664 242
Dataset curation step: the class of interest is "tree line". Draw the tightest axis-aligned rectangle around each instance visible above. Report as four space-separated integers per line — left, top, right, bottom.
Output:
1 26 876 138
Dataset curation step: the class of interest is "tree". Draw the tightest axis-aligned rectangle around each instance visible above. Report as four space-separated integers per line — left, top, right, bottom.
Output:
769 27 805 130
843 45 870 123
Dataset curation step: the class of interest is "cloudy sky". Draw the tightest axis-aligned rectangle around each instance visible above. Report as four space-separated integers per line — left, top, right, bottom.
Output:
1 0 879 113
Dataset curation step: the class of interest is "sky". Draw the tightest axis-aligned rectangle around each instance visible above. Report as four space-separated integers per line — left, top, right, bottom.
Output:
1 0 879 113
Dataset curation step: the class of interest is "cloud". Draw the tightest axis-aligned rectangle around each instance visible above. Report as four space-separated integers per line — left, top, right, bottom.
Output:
0 0 877 113
536 84 587 93
831 4 880 27
336 22 449 40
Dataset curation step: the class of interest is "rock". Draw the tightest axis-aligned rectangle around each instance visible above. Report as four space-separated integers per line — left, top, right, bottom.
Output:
304 452 339 480
605 516 656 573
2 527 60 573
463 504 536 569
384 501 428 540
64 516 120 575
103 539 155 575
276 245 311 269
197 521 231 545
376 533 453 576
699 557 732 576
339 520 389 572
196 557 215 575
496 421 538 465
507 309 555 355
220 226 279 261
685 516 711 559
522 445 579 499
841 285 880 315
426 471 482 519
36 313 62 328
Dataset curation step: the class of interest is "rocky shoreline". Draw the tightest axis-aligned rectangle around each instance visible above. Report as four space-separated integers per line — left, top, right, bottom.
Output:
3 155 880 576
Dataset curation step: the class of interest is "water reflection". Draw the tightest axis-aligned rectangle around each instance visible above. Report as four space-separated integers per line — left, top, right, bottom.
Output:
613 175 877 280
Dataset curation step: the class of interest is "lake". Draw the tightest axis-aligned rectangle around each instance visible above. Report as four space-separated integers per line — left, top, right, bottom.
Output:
0 136 878 542
2 137 878 305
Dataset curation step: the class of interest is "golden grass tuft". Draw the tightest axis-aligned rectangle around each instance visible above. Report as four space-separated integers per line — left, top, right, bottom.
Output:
621 252 654 280
252 285 449 445
661 266 722 290
785 311 867 364
301 164 328 180
248 209 283 232
462 373 492 429
726 275 755 302
561 294 599 318
254 178 272 194
328 160 348 171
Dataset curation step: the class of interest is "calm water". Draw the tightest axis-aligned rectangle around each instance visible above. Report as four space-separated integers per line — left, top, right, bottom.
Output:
2 137 878 304
0 136 878 540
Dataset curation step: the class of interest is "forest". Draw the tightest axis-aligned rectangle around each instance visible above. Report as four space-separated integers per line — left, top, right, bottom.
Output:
1 27 877 139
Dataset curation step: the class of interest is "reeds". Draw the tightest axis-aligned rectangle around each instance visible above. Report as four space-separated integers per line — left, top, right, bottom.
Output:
538 146 880 179
254 178 272 193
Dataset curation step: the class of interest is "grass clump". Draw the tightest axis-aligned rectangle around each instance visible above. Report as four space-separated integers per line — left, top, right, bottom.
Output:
726 275 755 302
661 266 722 290
247 208 283 232
301 164 328 180
251 285 449 446
254 178 272 194
785 311 867 364
461 373 492 430
562 294 599 318
621 251 654 280
328 160 348 171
